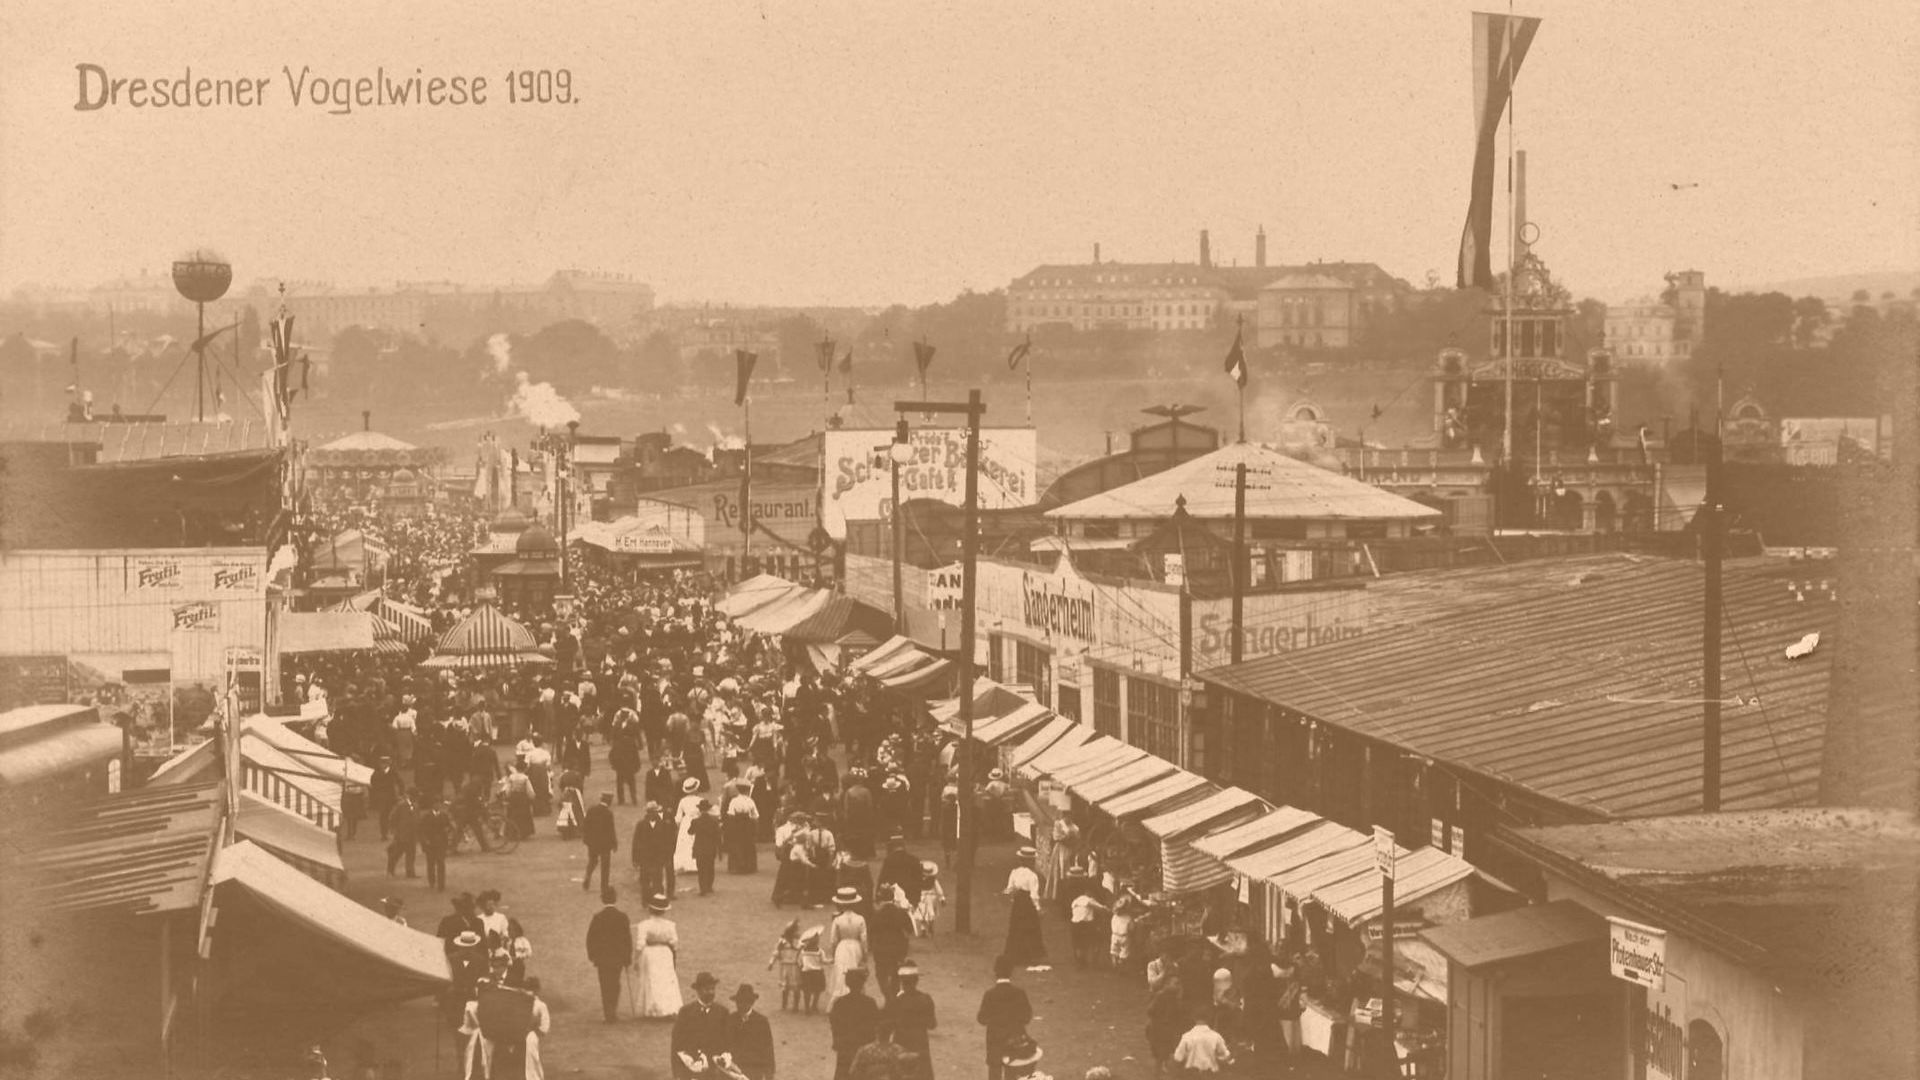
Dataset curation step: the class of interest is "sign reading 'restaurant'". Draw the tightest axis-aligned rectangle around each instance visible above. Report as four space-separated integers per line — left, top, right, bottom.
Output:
1607 916 1668 990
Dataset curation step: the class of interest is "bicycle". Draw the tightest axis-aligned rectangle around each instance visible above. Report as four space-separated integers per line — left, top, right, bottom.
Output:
450 797 521 855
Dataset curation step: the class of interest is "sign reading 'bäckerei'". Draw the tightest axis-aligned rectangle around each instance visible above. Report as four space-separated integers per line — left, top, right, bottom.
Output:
822 428 1036 534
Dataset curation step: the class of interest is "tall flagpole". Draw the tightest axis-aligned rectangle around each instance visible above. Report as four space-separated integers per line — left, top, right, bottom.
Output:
743 392 753 574
1025 339 1034 427
1501 4 1518 470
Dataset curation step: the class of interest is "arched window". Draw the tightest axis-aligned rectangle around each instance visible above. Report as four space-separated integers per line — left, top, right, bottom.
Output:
1687 1020 1724 1080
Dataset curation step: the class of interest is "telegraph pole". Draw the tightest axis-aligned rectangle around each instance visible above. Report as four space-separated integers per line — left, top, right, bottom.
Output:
1232 462 1247 663
1702 399 1724 810
896 390 985 933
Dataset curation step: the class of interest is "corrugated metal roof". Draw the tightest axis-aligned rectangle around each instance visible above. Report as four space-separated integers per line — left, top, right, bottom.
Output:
1094 771 1212 818
1141 787 1263 839
1510 808 1920 884
1315 846 1476 925
1190 806 1323 862
1419 899 1607 969
17 781 223 915
1068 756 1176 803
1046 441 1440 523
1272 843 1378 899
0 420 275 462
1201 556 1834 818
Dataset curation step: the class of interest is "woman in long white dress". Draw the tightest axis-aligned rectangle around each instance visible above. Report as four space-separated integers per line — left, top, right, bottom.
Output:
823 886 869 999
674 776 704 874
633 896 684 1018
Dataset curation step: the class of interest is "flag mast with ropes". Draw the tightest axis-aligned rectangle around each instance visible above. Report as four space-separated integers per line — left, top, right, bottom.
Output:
734 348 758 576
1224 315 1248 443
1007 334 1034 426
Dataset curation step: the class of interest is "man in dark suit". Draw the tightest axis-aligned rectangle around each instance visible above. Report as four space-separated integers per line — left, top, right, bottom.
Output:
829 968 881 1080
690 798 722 895
644 759 678 810
875 832 925 908
975 956 1032 1080
870 892 915 1000
633 801 677 899
386 790 418 878
583 792 618 892
368 757 399 839
726 983 776 1080
883 960 937 1080
671 971 730 1079
585 886 633 1022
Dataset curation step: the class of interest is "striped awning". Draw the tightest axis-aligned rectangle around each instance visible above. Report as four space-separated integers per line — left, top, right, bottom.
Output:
1313 845 1474 926
1189 806 1322 863
1050 743 1150 788
236 790 346 889
969 703 1054 746
1069 756 1177 803
374 598 435 644
150 735 344 831
1141 787 1264 840
880 657 952 692
1224 821 1369 884
1002 717 1087 772
1143 787 1265 894
1094 771 1213 819
434 603 537 656
1031 735 1129 779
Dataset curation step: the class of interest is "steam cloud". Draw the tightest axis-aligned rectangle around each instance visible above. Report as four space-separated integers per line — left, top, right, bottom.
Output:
706 422 745 451
487 333 512 376
509 371 581 428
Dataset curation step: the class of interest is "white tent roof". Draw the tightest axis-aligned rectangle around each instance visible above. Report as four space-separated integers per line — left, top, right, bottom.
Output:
1046 440 1441 522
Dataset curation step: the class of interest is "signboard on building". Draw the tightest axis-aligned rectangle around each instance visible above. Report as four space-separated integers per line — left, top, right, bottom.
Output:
616 533 675 554
821 427 1037 535
210 558 260 594
1607 916 1668 990
130 555 185 591
639 481 813 556
171 601 220 633
1190 587 1368 670
0 655 69 711
927 564 965 611
1373 826 1396 879
224 646 263 716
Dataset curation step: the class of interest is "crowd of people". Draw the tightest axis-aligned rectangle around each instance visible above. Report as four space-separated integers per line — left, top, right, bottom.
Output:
287 494 1323 1078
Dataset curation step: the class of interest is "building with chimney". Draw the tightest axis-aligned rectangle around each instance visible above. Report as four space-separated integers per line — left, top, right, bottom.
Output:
1004 229 1409 346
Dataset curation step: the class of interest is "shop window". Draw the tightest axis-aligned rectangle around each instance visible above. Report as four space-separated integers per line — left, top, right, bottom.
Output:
1083 523 1120 540
1127 676 1181 763
1057 686 1081 722
1014 640 1051 707
1093 668 1121 737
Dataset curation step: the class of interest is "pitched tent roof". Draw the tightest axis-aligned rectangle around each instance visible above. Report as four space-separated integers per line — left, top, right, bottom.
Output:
435 603 538 656
206 841 448 1014
733 587 834 636
242 715 372 787
1200 555 1835 819
13 781 223 915
235 790 346 888
1046 440 1440 523
717 574 799 618
314 430 417 453
783 596 894 645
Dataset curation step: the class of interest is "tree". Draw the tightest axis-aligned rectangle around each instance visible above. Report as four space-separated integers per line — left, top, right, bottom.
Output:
1792 297 1829 348
1851 288 1872 303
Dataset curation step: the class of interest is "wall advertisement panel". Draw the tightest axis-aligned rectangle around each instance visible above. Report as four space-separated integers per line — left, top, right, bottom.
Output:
821 427 1037 536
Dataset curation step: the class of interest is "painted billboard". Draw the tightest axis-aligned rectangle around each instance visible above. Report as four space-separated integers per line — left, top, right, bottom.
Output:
820 427 1037 537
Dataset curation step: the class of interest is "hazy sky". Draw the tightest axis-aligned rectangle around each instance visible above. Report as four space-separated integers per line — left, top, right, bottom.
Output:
2 0 1914 307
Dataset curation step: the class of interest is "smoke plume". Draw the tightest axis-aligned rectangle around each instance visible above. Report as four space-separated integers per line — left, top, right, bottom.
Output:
487 333 512 376
705 422 745 451
509 371 581 428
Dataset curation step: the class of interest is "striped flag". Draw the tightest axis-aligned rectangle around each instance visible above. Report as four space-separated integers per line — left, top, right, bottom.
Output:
1006 337 1032 370
734 349 757 406
1224 326 1248 388
1456 10 1541 290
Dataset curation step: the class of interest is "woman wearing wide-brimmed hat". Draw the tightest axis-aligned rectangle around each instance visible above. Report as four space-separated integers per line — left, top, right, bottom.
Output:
673 775 704 874
634 894 684 1017
1003 846 1050 969
823 886 870 999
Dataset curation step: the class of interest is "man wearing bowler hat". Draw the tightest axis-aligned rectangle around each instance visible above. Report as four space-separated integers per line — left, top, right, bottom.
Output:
671 971 729 1079
727 983 776 1080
